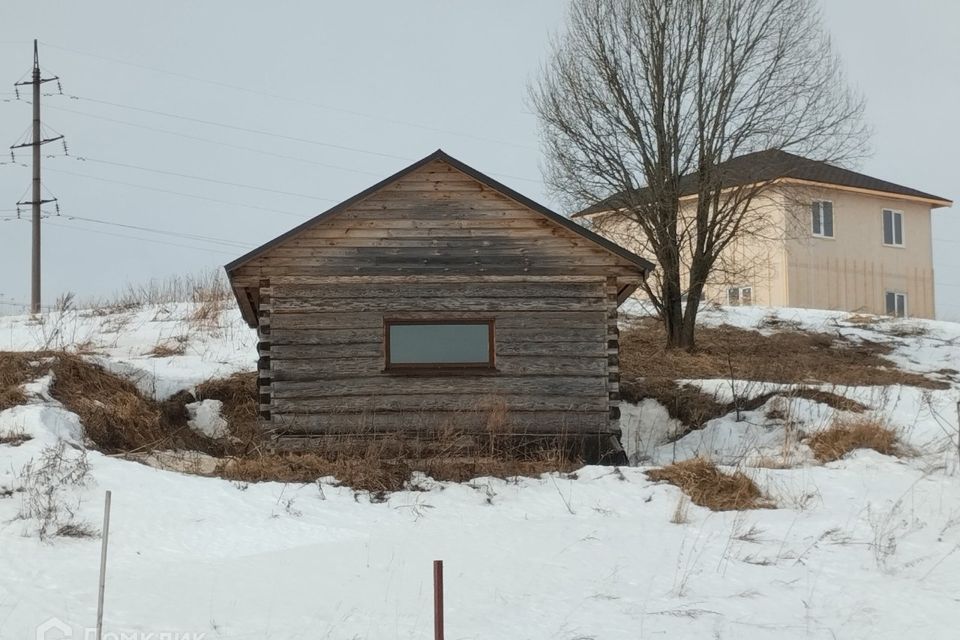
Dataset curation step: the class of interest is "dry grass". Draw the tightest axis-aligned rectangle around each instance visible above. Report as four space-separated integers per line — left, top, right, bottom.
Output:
621 317 943 388
670 494 691 524
646 458 772 511
807 418 900 463
619 317 940 431
2 350 578 491
88 269 230 312
0 424 32 447
0 353 39 411
221 427 579 493
622 376 867 435
45 353 218 455
194 372 259 445
145 337 188 358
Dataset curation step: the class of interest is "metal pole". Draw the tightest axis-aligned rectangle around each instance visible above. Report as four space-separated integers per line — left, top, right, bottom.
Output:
96 490 112 640
433 560 444 640
31 39 41 315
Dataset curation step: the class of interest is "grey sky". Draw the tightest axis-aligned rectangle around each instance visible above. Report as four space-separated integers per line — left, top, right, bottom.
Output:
1 1 957 318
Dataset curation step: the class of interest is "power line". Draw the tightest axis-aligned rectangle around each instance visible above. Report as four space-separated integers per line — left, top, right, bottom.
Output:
45 167 312 218
69 155 338 202
39 40 537 152
15 217 244 256
58 214 254 249
57 95 542 185
67 94 412 162
43 103 386 178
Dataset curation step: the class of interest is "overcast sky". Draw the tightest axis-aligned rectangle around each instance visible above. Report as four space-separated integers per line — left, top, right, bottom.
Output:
1 1 957 318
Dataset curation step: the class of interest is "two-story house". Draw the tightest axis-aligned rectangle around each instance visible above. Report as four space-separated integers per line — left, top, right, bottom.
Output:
576 150 952 319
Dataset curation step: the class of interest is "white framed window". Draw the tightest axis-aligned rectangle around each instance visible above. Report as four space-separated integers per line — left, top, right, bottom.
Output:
882 209 904 247
811 201 834 238
885 291 907 318
727 286 753 306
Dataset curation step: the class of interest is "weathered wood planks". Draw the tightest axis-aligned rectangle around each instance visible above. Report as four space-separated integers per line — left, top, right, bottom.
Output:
227 157 646 448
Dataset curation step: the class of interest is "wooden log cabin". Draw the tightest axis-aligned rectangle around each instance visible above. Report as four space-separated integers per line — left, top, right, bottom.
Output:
225 150 653 461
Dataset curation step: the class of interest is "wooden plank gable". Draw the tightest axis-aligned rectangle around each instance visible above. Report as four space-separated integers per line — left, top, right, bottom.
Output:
228 152 652 287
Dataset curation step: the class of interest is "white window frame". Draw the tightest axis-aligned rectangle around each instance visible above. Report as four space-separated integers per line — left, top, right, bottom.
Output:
727 286 753 307
885 291 907 318
882 209 905 248
811 200 835 239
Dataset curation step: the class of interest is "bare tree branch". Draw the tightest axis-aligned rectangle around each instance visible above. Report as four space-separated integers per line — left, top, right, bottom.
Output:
530 0 868 348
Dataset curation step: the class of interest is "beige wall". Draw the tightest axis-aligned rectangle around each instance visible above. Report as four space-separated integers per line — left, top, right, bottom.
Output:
700 191 790 308
583 184 938 318
783 187 935 318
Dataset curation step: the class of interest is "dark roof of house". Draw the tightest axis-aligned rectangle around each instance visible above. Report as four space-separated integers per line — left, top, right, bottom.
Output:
225 149 655 275
575 149 952 217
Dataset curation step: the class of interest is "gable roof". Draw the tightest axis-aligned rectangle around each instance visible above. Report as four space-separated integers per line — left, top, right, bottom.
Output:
575 149 952 217
225 149 655 275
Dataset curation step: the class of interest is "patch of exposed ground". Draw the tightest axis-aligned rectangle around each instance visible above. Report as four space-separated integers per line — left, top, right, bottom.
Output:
619 318 944 432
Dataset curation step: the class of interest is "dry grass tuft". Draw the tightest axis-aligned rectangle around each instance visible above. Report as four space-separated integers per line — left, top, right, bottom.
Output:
0 425 32 447
194 372 260 447
647 458 772 511
145 337 188 358
0 353 39 411
807 418 899 463
670 494 691 524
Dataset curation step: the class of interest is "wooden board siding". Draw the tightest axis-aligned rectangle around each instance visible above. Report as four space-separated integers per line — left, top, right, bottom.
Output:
230 160 641 287
266 279 613 436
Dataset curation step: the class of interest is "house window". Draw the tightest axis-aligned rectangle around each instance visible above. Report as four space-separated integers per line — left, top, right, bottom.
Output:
811 201 834 238
384 319 495 371
885 292 907 318
727 286 753 306
882 209 904 246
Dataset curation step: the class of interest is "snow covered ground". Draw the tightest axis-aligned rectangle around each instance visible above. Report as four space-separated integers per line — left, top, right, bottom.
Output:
1 302 959 639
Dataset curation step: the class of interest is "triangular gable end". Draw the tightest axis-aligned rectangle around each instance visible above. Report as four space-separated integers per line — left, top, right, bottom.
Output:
225 150 654 325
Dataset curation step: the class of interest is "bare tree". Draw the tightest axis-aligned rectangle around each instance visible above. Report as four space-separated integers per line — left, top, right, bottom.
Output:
531 0 868 348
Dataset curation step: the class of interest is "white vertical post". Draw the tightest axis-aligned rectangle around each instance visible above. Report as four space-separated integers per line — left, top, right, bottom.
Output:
96 490 112 640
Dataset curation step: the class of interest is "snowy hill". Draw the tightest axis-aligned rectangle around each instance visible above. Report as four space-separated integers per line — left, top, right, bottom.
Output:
1 301 959 639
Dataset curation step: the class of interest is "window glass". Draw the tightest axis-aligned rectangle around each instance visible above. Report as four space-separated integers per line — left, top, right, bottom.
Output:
822 202 834 237
883 209 903 246
386 322 492 366
812 201 834 237
885 292 907 318
727 287 752 306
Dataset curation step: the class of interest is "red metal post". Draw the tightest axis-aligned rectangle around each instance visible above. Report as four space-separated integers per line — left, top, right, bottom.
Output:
433 560 444 640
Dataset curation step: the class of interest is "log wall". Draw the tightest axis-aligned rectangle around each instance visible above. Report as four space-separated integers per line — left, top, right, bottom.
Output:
261 278 613 436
